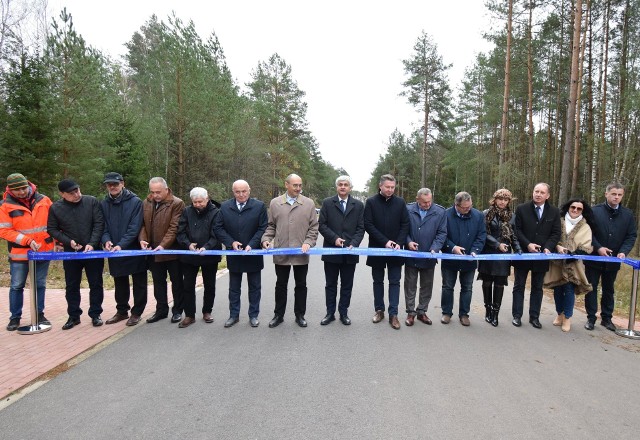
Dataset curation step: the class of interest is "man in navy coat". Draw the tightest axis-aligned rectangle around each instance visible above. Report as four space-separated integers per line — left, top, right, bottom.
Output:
512 183 561 329
364 174 410 330
440 191 485 326
214 180 268 328
318 175 365 326
583 181 637 331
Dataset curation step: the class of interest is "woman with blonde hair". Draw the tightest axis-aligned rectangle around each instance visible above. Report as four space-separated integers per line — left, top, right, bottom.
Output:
478 189 521 326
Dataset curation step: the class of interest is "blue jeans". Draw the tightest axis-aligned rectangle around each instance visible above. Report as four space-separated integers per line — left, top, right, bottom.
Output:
372 265 402 316
440 266 475 317
229 271 261 319
9 260 50 319
553 283 576 318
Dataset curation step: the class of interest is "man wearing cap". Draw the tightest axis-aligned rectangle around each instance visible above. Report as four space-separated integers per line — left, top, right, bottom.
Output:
139 177 185 324
100 172 147 327
0 173 55 331
47 179 105 329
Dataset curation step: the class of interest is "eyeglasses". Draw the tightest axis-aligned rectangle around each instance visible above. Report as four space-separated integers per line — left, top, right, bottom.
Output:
569 205 583 212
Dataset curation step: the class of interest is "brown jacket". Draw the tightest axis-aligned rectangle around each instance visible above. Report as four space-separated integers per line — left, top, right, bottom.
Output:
139 189 185 262
262 193 318 265
544 217 593 295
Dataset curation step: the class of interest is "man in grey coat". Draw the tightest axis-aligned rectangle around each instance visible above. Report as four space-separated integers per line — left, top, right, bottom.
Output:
261 174 319 328
404 188 447 327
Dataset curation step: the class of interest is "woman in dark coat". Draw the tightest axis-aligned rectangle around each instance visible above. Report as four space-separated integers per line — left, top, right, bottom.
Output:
477 189 522 326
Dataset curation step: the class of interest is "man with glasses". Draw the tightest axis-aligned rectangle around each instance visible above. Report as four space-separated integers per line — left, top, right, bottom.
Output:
440 192 485 326
583 182 637 331
47 179 105 330
100 172 147 327
261 174 318 328
512 182 561 329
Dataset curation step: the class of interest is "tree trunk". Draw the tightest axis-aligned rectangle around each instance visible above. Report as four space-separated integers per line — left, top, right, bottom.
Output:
499 0 513 187
558 0 582 205
571 0 590 196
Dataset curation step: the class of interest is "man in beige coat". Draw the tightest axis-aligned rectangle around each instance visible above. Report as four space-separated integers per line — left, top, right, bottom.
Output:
262 174 318 328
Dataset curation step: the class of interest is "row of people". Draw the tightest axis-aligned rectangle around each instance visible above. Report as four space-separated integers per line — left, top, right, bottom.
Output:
0 172 636 333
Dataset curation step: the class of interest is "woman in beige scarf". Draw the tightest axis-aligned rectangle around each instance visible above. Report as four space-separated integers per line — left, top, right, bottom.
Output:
544 198 594 332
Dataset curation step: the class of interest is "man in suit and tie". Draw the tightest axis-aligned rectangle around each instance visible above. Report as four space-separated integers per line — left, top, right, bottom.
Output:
214 180 268 328
512 182 561 329
318 175 365 325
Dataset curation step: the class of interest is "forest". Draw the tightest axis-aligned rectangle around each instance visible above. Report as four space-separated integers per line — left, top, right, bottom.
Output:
1 0 639 228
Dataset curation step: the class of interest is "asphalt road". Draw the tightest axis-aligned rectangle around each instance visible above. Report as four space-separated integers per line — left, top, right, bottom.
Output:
1 251 639 439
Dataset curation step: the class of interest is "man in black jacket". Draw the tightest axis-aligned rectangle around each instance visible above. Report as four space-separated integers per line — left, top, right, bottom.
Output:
100 172 147 327
214 180 268 328
364 174 410 330
318 175 365 326
584 182 637 331
512 183 561 329
47 179 105 330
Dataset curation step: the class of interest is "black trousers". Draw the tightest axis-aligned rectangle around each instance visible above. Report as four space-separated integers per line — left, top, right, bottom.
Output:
324 261 356 317
149 259 183 315
63 258 104 319
512 268 544 319
274 264 308 318
113 271 147 317
182 263 217 318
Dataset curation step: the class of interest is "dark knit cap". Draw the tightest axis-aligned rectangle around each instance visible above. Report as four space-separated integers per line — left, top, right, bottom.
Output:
7 173 28 190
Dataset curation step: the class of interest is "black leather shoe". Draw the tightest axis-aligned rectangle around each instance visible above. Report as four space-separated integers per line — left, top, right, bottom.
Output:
295 315 307 328
224 317 239 328
92 316 103 327
529 317 542 329
340 315 351 325
171 313 182 323
601 320 617 332
584 320 595 331
249 317 259 327
512 317 522 327
6 318 20 331
62 316 81 330
268 314 284 328
38 313 51 326
146 313 168 323
320 314 335 325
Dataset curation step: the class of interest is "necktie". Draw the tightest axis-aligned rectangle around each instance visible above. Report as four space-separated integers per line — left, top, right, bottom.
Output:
238 203 245 211
340 200 346 213
535 206 541 220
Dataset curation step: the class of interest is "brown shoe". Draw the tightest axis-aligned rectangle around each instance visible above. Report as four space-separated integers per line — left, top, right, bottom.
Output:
125 315 141 326
417 314 432 325
203 313 214 323
389 315 400 330
106 313 128 325
372 311 385 323
441 315 451 324
460 315 471 326
405 315 415 326
178 317 196 328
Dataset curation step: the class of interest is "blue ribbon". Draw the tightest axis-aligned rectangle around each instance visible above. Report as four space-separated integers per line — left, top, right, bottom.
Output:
27 248 638 268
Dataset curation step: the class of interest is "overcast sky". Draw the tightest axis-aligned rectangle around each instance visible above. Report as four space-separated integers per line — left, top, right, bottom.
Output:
51 0 494 191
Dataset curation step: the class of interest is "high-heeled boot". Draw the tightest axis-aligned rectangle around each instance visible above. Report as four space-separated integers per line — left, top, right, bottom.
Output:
482 282 492 323
491 286 504 327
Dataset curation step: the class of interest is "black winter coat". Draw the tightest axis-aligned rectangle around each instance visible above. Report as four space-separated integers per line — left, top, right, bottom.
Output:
478 210 522 277
584 203 637 271
47 195 104 251
364 193 409 267
176 201 221 266
101 189 146 277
